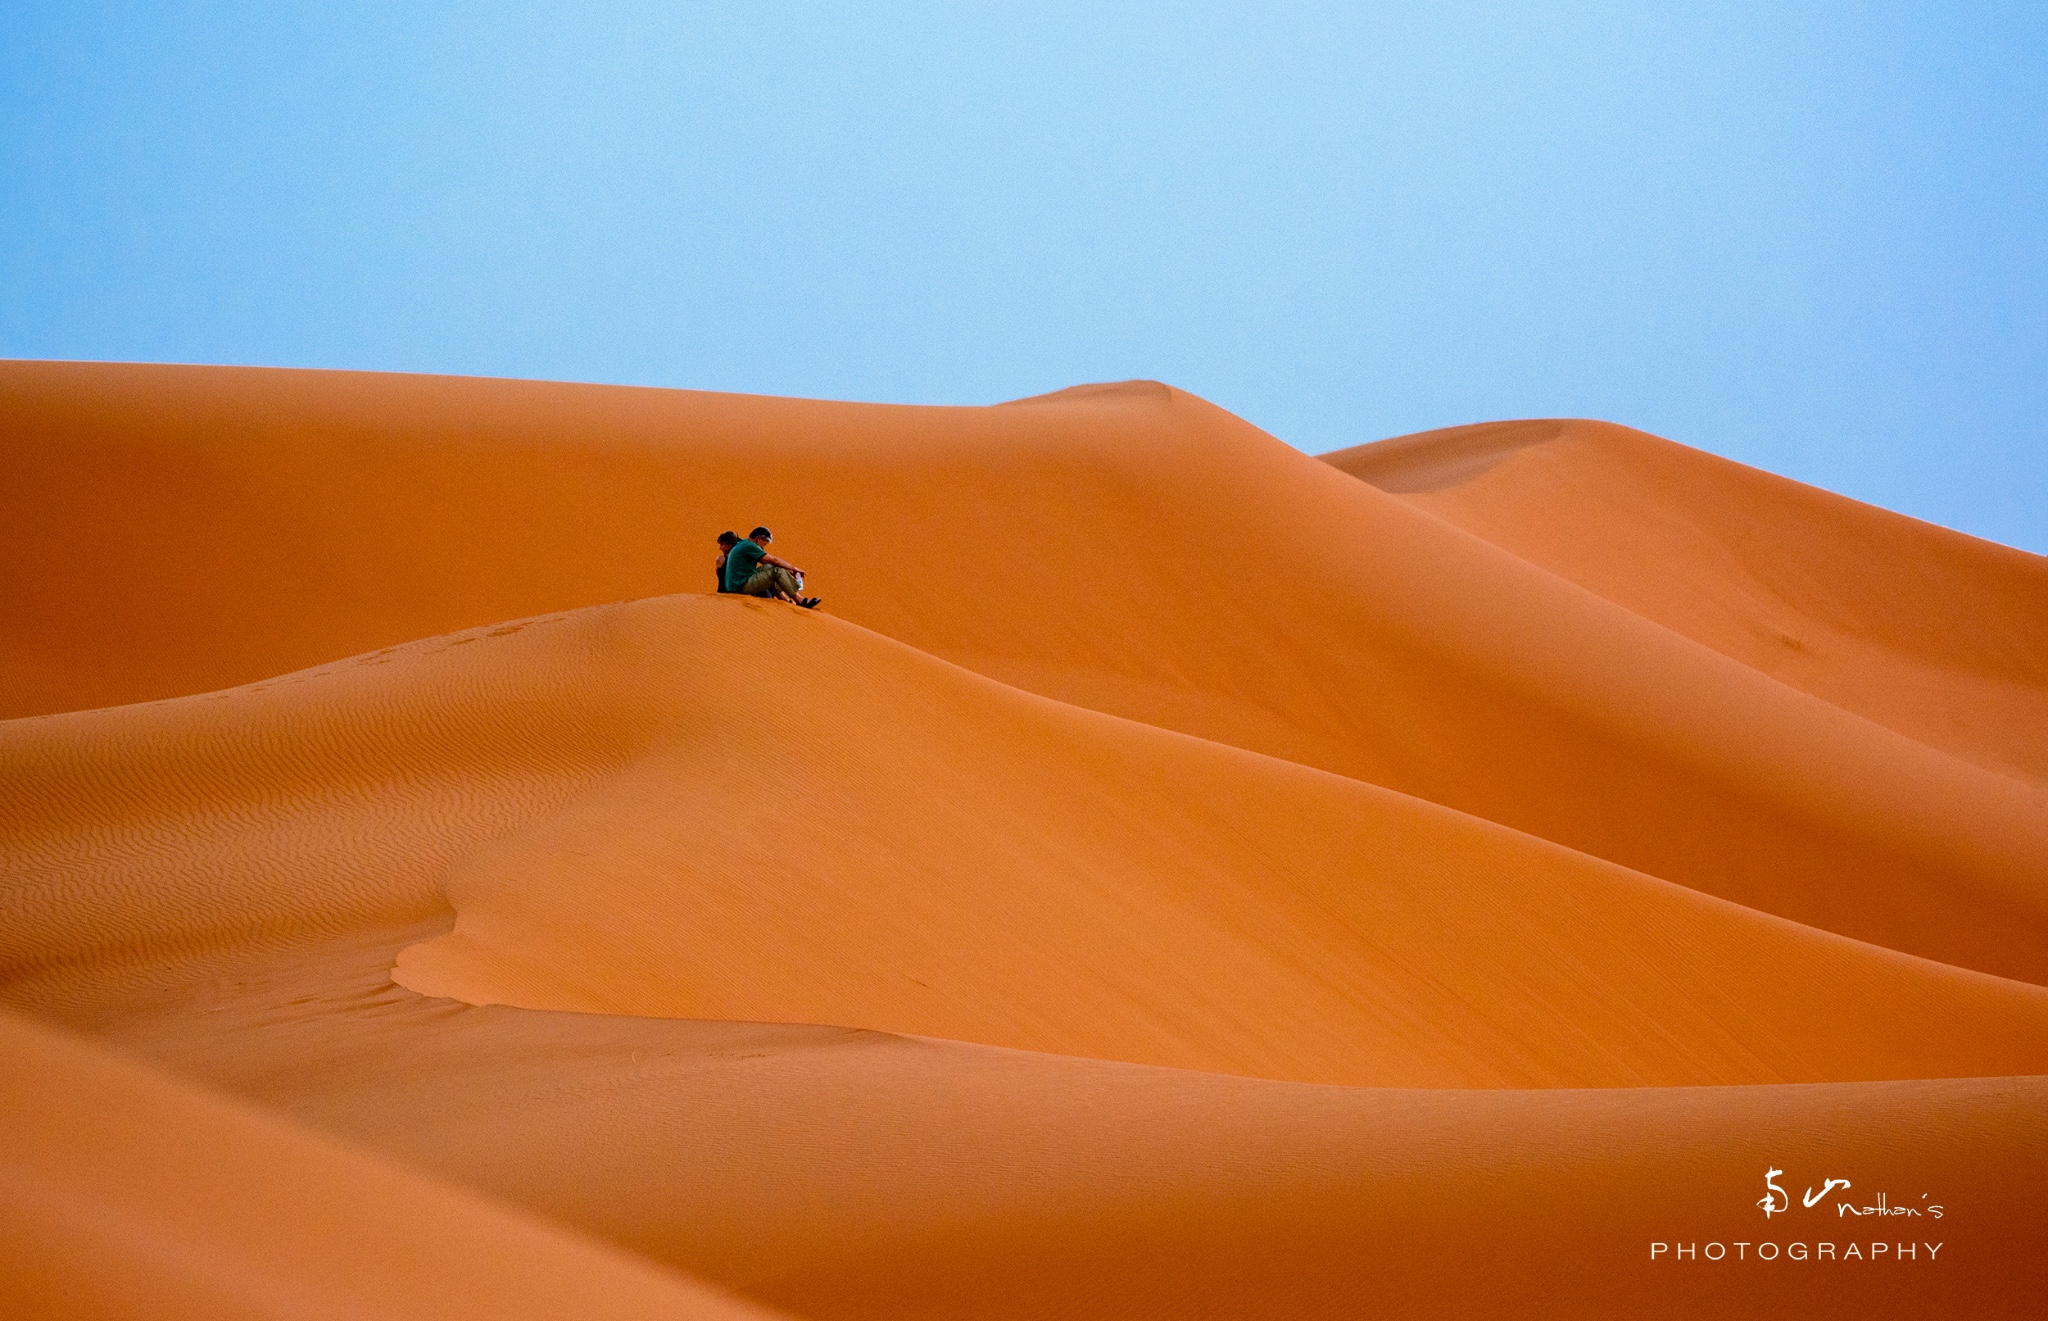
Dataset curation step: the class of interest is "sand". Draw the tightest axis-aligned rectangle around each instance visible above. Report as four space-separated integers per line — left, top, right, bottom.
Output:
4 363 2045 1316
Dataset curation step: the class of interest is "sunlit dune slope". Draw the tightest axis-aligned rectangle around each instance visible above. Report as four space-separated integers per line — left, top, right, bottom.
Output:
4 362 2047 985
241 1015 2048 1321
7 361 2048 1320
19 926 2043 1321
35 934 2046 1321
0 1009 783 1321
8 594 2048 1088
1323 418 2048 783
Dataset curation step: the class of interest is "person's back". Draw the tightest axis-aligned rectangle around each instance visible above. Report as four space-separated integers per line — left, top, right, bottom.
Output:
723 536 767 592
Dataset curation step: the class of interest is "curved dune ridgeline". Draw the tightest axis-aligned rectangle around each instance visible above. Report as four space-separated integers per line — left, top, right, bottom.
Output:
4 363 2046 1318
1324 419 2048 785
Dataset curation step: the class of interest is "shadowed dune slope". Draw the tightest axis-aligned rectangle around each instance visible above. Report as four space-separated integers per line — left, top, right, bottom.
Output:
4 363 2047 985
1323 419 2048 783
0 1009 783 1321
8 594 2048 1088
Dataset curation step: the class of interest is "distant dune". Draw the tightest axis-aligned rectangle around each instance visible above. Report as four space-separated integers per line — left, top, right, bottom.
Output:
1325 419 2048 783
4 363 2045 1317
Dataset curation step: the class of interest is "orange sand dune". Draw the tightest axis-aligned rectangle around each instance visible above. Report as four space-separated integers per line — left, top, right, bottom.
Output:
1324 418 2048 783
0 1009 781 1321
16 930 2047 1321
6 362 2047 1316
4 363 2046 987
9 593 2048 1087
207 1029 2048 1321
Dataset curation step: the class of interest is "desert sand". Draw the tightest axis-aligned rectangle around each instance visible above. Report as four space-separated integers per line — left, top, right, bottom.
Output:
4 362 2045 1316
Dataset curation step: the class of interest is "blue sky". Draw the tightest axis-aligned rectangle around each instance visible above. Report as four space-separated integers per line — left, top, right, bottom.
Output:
5 3 2044 551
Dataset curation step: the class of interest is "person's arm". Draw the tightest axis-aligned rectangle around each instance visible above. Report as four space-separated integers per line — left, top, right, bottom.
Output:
762 552 804 574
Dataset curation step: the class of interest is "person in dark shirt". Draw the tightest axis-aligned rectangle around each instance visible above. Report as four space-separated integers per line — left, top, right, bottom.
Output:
713 530 739 592
723 526 821 607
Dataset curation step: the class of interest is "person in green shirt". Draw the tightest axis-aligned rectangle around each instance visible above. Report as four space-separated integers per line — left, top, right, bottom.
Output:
722 526 821 608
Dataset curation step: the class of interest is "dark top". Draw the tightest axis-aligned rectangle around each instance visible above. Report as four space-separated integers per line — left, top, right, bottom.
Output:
724 539 767 592
714 553 729 592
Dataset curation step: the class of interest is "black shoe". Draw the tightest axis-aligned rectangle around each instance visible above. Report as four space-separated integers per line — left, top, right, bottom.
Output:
800 597 822 609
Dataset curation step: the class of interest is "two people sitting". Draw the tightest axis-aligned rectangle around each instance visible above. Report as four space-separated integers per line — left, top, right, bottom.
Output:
716 526 821 608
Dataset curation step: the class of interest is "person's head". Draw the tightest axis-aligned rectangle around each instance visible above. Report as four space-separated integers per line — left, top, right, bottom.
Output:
749 526 773 546
717 531 739 548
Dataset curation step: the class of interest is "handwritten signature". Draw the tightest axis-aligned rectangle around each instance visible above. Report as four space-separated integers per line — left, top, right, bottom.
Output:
1759 1168 1942 1219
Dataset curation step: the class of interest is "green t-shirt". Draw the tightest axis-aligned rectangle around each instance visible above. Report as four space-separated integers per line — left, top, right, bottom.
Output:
724 539 767 592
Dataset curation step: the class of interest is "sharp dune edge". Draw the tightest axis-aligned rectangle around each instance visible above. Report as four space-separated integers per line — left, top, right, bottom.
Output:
4 362 2046 1317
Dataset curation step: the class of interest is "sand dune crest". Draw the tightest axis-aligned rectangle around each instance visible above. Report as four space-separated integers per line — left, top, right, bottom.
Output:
5 362 2046 985
10 591 2048 1087
1326 418 2048 782
6 362 2047 1317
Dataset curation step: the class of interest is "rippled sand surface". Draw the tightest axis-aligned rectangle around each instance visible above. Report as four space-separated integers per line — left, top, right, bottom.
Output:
5 363 2044 1317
